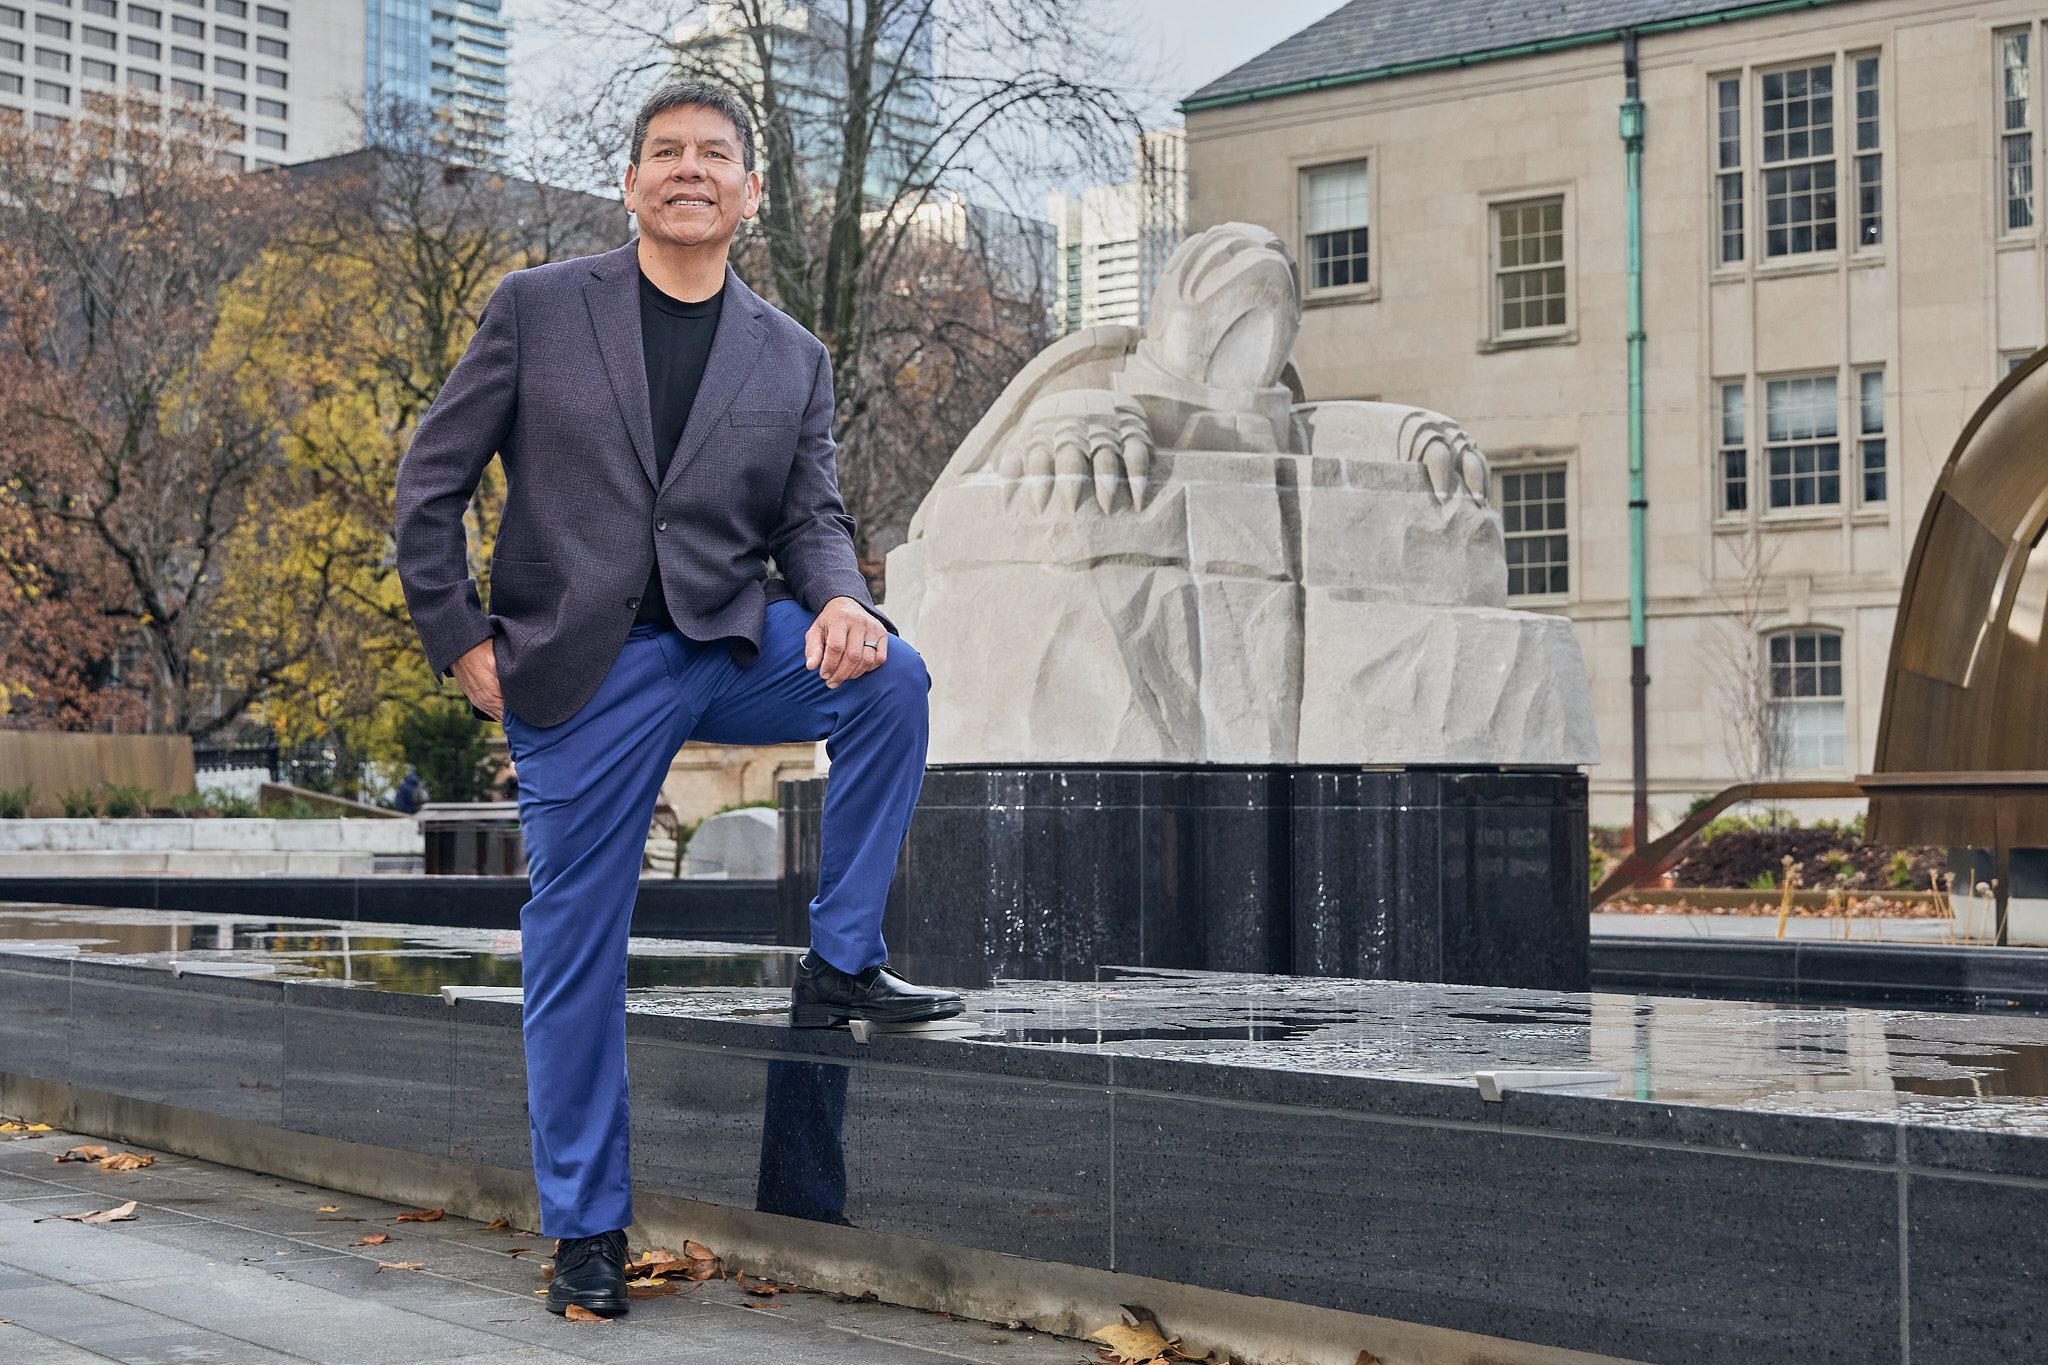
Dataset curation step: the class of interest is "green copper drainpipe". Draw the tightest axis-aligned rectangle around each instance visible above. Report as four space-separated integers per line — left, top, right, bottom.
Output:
1621 32 1650 851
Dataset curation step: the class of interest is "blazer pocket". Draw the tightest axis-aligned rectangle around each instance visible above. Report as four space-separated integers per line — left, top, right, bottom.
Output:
486 555 549 618
730 409 798 428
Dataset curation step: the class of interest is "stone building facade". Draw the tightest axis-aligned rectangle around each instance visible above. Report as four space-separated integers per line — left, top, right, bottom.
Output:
1185 0 2044 828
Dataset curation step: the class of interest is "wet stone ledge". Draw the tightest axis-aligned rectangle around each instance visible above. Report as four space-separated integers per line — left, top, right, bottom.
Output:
3 902 2047 1364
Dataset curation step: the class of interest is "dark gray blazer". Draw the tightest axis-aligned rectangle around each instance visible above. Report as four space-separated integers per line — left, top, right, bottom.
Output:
394 241 880 729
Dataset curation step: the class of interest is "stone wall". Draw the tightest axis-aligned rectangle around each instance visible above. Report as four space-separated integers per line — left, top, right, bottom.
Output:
0 818 420 876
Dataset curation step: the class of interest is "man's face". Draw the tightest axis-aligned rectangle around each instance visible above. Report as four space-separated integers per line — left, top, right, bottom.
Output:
624 104 762 251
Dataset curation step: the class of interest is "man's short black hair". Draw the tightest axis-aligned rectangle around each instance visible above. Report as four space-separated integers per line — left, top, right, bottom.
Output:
631 82 756 172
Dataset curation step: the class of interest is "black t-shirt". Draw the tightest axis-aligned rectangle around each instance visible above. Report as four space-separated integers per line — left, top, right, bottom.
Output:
636 270 724 628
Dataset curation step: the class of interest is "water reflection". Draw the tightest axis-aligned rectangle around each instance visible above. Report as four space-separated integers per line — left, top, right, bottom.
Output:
756 1060 850 1224
0 902 799 994
15 903 2048 1130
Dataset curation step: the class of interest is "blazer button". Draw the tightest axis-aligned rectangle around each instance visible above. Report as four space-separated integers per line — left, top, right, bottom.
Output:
656 518 667 531
627 597 641 609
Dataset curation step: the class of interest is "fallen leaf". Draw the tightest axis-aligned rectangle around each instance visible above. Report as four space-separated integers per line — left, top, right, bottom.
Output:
563 1304 610 1322
374 1261 424 1272
98 1152 153 1171
27 1124 52 1132
54 1145 109 1164
1090 1307 1203 1365
505 1247 532 1257
394 1209 444 1223
317 1206 339 1213
626 1279 678 1300
350 1233 390 1246
35 1200 138 1224
317 1217 364 1222
484 1217 510 1230
1355 1353 1384 1365
741 1274 803 1297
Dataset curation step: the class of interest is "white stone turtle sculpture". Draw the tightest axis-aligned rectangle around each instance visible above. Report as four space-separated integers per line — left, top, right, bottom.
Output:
908 221 1491 527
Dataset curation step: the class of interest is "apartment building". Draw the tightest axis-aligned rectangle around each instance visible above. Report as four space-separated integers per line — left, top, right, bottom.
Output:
1184 0 2045 827
1050 127 1188 334
0 0 505 167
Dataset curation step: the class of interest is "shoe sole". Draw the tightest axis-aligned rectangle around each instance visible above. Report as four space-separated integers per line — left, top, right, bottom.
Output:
545 1292 629 1318
790 998 966 1030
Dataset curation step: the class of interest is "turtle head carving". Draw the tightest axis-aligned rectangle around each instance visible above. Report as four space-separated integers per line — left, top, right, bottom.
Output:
1139 223 1301 393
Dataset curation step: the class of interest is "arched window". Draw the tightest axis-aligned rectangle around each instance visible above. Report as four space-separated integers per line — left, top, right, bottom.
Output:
1769 629 1845 767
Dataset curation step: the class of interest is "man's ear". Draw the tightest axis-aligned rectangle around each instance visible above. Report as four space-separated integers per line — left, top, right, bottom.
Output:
622 160 639 205
741 169 763 221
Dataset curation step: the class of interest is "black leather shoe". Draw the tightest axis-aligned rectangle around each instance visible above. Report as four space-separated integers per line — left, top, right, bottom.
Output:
545 1229 629 1317
790 953 964 1029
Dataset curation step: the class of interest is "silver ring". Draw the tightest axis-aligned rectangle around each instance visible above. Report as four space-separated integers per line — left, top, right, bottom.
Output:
862 640 879 650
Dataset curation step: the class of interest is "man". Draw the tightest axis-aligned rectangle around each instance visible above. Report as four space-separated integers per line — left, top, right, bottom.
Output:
393 81 962 1320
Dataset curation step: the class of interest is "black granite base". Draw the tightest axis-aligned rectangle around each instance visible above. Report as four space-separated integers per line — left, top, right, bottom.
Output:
781 766 1588 990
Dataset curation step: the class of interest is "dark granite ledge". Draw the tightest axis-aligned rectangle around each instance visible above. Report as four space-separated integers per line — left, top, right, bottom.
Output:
14 947 2048 1172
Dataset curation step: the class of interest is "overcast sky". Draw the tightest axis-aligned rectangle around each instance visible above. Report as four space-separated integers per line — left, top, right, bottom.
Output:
501 1 1347 126
1119 0 1343 114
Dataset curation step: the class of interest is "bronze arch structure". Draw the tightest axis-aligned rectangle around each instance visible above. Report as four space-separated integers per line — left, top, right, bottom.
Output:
1869 347 2048 850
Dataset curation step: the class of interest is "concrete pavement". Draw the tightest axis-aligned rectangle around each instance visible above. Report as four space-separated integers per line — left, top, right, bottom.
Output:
0 1125 1092 1364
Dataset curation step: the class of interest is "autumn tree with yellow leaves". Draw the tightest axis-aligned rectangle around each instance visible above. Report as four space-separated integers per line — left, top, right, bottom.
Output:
212 102 623 760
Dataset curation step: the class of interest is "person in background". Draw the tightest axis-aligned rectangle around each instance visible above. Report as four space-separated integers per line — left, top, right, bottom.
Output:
392 766 425 815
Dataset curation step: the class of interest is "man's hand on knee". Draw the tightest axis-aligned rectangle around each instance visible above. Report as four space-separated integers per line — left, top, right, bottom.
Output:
805 596 887 689
453 638 505 721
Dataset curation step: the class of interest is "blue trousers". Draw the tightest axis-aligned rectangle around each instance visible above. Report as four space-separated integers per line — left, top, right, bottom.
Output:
502 600 928 1237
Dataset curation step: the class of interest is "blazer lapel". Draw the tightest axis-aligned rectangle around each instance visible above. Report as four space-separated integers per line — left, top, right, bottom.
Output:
661 265 768 492
582 243 660 490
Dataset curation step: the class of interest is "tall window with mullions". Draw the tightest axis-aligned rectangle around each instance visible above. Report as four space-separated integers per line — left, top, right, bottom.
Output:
1766 376 1840 508
1858 370 1887 504
1716 77 1744 262
1720 382 1748 513
2003 31 2034 232
1768 630 1845 768
1304 164 1369 290
1500 469 1568 598
1854 55 1881 246
1760 63 1836 256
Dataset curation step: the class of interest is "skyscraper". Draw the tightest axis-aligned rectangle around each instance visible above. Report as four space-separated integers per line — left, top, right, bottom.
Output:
0 0 507 168
430 0 506 161
1049 128 1188 335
